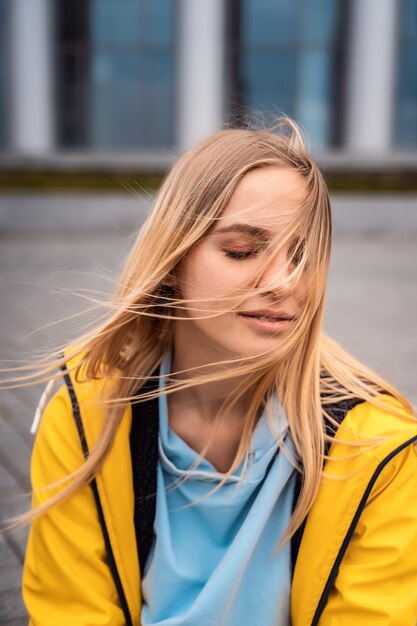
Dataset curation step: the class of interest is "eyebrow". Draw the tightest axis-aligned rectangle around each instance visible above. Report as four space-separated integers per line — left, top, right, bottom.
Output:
213 223 273 240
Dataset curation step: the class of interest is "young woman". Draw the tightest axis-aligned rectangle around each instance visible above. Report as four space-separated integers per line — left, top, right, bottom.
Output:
20 121 417 625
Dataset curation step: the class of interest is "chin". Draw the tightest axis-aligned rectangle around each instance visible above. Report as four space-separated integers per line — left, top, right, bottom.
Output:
226 340 284 362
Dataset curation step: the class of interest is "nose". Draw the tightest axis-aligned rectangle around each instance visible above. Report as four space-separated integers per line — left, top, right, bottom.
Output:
256 247 296 293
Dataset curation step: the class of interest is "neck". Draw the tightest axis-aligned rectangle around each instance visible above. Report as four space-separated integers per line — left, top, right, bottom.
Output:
170 347 254 424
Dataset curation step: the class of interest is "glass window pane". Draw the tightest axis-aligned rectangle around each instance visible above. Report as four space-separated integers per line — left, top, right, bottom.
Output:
400 0 417 40
238 0 343 148
141 0 174 46
89 52 142 148
87 0 174 148
91 0 141 47
299 0 341 44
0 0 6 147
396 0 417 147
242 51 295 117
242 0 295 45
297 51 333 148
141 52 174 146
396 47 417 147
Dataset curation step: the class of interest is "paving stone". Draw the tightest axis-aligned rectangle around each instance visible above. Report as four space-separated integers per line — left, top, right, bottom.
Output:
0 523 29 624
325 235 417 403
0 390 38 456
0 588 27 621
0 422 31 493
0 462 22 500
0 541 19 568
0 566 23 593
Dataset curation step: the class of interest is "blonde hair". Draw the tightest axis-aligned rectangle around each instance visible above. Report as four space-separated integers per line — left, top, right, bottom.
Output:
9 119 414 543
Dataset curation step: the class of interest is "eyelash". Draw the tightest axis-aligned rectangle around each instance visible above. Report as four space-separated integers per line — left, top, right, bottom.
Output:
225 248 305 266
224 249 258 260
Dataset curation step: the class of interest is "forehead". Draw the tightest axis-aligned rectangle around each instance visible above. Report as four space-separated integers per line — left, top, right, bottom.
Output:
217 166 307 232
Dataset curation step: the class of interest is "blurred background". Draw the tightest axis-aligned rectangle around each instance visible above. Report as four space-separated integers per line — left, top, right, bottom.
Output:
1 1 417 623
0 0 417 176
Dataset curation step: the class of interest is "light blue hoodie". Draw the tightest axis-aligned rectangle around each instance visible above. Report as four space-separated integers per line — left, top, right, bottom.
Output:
141 355 295 626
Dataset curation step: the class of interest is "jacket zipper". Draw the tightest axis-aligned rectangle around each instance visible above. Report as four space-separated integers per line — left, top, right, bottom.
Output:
310 433 417 626
62 367 134 626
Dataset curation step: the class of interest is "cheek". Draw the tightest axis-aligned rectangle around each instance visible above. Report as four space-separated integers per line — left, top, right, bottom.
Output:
297 275 309 302
180 248 243 301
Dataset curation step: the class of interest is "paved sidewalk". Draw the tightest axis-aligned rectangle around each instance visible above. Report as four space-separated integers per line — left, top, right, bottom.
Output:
1 218 417 623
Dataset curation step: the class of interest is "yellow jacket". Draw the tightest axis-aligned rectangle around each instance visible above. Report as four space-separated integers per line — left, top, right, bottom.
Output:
23 360 417 625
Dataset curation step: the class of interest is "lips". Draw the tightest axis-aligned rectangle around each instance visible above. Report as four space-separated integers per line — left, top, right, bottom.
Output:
238 309 295 321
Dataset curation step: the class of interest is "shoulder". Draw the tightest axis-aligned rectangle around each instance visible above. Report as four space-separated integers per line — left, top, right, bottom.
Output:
326 394 417 444
36 343 124 446
324 394 417 496
292 396 417 623
33 364 121 488
36 372 110 443
319 394 417 512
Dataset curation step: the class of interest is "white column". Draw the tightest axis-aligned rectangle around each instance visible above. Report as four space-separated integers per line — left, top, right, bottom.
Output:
176 0 225 152
345 0 398 152
9 0 54 153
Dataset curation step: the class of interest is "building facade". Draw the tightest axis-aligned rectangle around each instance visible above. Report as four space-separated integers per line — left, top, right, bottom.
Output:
0 0 416 166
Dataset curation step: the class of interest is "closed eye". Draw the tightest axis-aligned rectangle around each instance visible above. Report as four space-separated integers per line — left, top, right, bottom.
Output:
224 249 259 260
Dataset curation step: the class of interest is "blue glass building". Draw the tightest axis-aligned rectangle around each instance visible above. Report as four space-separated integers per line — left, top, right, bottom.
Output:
397 0 417 147
1 0 417 164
